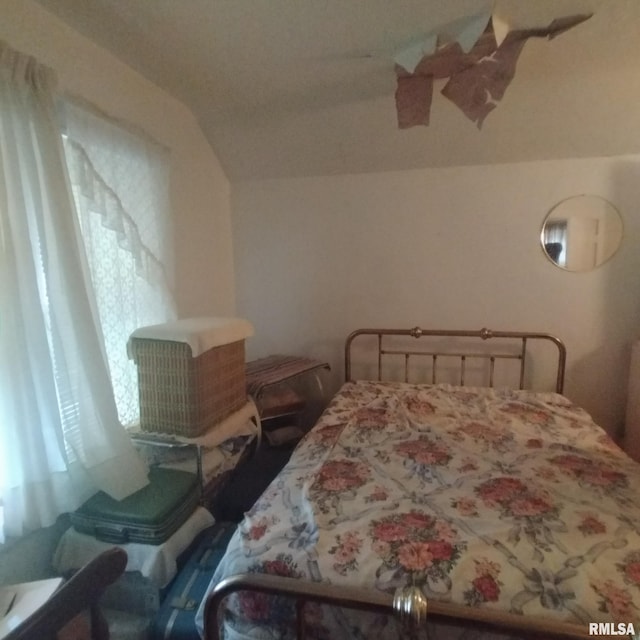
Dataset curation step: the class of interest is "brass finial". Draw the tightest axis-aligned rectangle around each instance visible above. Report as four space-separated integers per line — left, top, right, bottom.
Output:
393 585 428 636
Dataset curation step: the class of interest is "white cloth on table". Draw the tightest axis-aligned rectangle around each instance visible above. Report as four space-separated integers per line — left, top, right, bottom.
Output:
165 441 247 487
172 399 260 449
130 400 260 498
127 317 254 357
53 506 214 587
129 399 261 451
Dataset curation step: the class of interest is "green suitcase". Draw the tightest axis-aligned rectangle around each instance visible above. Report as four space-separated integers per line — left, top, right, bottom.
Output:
70 466 201 545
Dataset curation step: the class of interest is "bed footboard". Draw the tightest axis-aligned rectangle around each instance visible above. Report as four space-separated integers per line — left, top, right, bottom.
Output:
203 573 594 639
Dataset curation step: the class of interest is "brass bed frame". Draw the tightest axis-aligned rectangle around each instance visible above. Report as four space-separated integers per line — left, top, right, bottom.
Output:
205 573 593 639
345 327 566 393
204 328 585 640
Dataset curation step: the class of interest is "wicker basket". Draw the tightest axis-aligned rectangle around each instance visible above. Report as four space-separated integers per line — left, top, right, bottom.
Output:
130 338 247 437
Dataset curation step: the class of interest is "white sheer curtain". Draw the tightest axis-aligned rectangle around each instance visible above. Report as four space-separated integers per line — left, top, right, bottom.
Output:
0 41 148 540
61 99 176 426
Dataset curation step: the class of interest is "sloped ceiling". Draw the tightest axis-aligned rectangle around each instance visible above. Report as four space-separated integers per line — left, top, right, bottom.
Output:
35 0 640 181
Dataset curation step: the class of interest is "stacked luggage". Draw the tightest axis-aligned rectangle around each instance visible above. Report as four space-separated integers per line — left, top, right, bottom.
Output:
70 317 254 546
60 318 253 637
70 466 201 546
149 520 237 638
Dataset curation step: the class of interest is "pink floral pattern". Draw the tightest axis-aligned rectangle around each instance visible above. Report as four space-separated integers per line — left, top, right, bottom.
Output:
592 580 637 621
577 511 607 536
404 396 436 419
453 421 514 452
476 476 556 519
464 559 503 606
394 436 451 467
329 530 363 575
369 511 464 589
201 381 640 639
619 551 640 589
551 453 628 492
233 554 304 635
314 459 370 493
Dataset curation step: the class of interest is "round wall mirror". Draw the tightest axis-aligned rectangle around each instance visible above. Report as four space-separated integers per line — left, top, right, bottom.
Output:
540 195 623 272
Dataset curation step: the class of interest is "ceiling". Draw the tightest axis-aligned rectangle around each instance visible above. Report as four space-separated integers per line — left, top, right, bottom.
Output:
35 0 640 181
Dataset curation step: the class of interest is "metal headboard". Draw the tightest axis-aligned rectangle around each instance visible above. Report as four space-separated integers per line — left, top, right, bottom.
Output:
345 327 566 394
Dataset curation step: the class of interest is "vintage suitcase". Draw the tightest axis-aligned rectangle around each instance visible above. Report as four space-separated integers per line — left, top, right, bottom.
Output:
70 466 200 545
150 521 237 639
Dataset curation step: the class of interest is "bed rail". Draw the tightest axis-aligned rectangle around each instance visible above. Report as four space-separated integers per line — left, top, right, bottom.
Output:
344 327 566 394
204 573 594 640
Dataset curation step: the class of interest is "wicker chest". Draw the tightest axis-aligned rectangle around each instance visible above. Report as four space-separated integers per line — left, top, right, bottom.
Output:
128 317 254 437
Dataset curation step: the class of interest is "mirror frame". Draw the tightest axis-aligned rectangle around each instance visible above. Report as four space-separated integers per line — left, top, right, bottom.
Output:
540 194 623 272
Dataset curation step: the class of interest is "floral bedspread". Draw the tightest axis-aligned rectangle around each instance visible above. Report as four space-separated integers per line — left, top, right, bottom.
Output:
197 381 640 639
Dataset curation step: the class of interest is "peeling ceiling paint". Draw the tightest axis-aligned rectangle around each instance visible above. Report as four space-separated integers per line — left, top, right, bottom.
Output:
34 0 640 181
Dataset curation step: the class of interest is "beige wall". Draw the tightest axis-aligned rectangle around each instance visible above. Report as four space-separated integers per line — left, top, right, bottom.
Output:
1 0 236 318
232 156 640 437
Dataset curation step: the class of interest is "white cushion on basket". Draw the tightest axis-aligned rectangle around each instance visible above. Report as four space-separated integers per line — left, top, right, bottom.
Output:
128 317 254 357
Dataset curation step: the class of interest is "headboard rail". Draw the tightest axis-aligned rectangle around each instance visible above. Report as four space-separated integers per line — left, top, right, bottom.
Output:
344 327 566 393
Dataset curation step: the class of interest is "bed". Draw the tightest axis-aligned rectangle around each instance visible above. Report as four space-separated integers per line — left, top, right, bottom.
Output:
197 328 640 640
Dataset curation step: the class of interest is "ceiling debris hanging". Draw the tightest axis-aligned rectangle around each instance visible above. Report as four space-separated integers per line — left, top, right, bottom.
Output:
394 11 592 129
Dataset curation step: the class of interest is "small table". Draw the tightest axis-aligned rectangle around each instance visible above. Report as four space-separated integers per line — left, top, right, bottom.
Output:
0 578 63 639
246 355 330 446
246 355 330 400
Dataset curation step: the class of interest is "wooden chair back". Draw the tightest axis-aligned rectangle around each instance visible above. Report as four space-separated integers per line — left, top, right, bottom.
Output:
3 547 127 640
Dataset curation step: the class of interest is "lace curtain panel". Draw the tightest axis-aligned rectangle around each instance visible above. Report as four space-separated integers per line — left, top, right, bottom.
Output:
61 99 176 426
0 42 148 540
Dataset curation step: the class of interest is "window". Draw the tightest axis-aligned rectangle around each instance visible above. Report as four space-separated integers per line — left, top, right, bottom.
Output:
542 219 567 268
0 42 169 540
62 99 177 426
